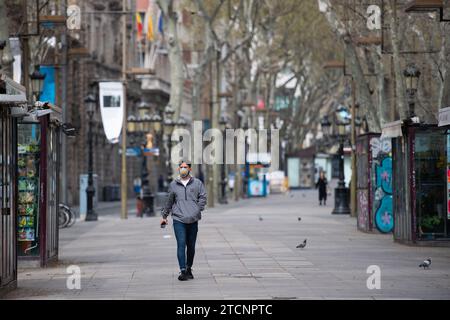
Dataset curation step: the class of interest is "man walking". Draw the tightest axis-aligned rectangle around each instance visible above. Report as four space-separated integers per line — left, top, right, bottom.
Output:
161 161 207 281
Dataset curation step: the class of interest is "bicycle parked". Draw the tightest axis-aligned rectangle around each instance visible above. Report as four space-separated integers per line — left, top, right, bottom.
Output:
59 203 76 228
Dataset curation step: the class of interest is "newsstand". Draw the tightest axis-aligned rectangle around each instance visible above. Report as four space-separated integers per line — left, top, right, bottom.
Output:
356 133 393 234
0 74 27 294
382 120 450 245
17 103 62 266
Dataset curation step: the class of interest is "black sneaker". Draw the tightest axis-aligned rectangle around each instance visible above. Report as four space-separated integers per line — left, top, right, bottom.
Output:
178 270 189 281
186 268 194 279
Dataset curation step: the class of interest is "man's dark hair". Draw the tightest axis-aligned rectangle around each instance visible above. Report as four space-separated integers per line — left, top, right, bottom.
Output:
178 160 192 168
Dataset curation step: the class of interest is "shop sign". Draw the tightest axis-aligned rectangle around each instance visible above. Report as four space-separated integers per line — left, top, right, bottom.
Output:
438 106 450 127
247 152 271 164
381 120 403 139
447 135 450 220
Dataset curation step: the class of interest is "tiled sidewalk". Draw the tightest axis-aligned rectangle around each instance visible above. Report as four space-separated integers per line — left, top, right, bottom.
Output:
4 190 450 300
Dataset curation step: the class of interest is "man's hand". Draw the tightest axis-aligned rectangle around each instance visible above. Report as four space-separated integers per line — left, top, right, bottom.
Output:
160 218 168 227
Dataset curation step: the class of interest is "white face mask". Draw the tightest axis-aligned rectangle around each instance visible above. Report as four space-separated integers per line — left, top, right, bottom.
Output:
179 167 190 178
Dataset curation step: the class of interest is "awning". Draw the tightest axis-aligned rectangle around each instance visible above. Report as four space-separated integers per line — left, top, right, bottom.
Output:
438 106 450 127
0 74 27 104
381 120 403 139
22 102 62 124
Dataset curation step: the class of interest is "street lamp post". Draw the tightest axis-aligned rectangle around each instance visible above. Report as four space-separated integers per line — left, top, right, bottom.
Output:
150 112 163 190
30 65 46 101
138 102 155 217
84 93 98 221
139 141 154 216
321 112 351 215
219 115 228 204
126 103 157 217
404 63 421 120
242 123 249 199
163 105 176 189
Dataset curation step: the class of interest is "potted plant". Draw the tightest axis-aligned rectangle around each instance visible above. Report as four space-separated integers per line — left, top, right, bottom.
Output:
419 215 444 235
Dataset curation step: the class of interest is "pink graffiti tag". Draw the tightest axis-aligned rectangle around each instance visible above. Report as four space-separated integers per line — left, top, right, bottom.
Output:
381 211 391 226
381 170 390 182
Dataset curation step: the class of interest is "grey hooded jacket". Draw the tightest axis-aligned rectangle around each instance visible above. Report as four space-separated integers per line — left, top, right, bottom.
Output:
161 176 207 224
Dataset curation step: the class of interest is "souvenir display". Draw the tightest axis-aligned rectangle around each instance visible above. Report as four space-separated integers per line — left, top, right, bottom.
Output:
18 216 34 228
17 124 40 254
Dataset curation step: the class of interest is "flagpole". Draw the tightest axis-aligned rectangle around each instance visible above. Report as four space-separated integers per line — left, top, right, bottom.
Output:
121 0 128 220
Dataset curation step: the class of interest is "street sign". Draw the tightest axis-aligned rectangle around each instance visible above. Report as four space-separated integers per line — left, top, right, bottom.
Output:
143 147 160 156
119 147 160 157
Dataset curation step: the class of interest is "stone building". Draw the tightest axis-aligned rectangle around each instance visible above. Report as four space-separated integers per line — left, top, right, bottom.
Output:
63 0 146 206
4 0 196 206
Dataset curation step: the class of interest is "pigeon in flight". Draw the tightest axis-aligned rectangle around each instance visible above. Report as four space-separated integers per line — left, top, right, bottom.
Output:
419 258 431 269
296 239 307 249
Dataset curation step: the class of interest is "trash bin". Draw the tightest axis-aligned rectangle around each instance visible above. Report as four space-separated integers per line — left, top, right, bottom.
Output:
103 185 121 201
141 192 155 216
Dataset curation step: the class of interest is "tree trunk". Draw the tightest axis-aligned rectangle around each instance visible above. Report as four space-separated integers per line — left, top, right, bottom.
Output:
387 0 407 120
439 24 450 110
0 0 14 77
318 0 380 131
157 0 184 120
344 42 380 132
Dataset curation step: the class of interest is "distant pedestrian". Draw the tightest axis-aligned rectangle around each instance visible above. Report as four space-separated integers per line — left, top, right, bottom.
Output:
228 174 235 194
161 160 207 281
198 168 205 183
158 174 165 192
316 171 328 206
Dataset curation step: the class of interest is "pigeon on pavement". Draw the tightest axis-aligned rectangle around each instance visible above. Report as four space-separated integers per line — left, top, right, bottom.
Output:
298 217 302 221
259 216 263 221
296 239 307 249
419 258 431 269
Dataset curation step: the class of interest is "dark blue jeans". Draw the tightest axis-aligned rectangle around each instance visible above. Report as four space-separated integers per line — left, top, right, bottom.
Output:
173 220 198 271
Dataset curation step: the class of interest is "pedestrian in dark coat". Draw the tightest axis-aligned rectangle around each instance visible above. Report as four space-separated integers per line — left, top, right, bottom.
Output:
316 171 328 206
158 174 165 192
161 161 207 282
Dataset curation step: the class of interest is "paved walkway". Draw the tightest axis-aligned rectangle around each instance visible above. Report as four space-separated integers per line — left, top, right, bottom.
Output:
4 190 450 300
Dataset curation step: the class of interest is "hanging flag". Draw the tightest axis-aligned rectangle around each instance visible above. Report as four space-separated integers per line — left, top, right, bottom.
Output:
144 7 154 41
157 9 164 35
99 82 124 144
136 12 143 40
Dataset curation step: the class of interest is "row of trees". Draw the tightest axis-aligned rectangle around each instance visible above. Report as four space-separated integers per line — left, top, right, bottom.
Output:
157 0 343 151
319 0 450 131
155 0 345 204
158 0 450 148
155 0 449 204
